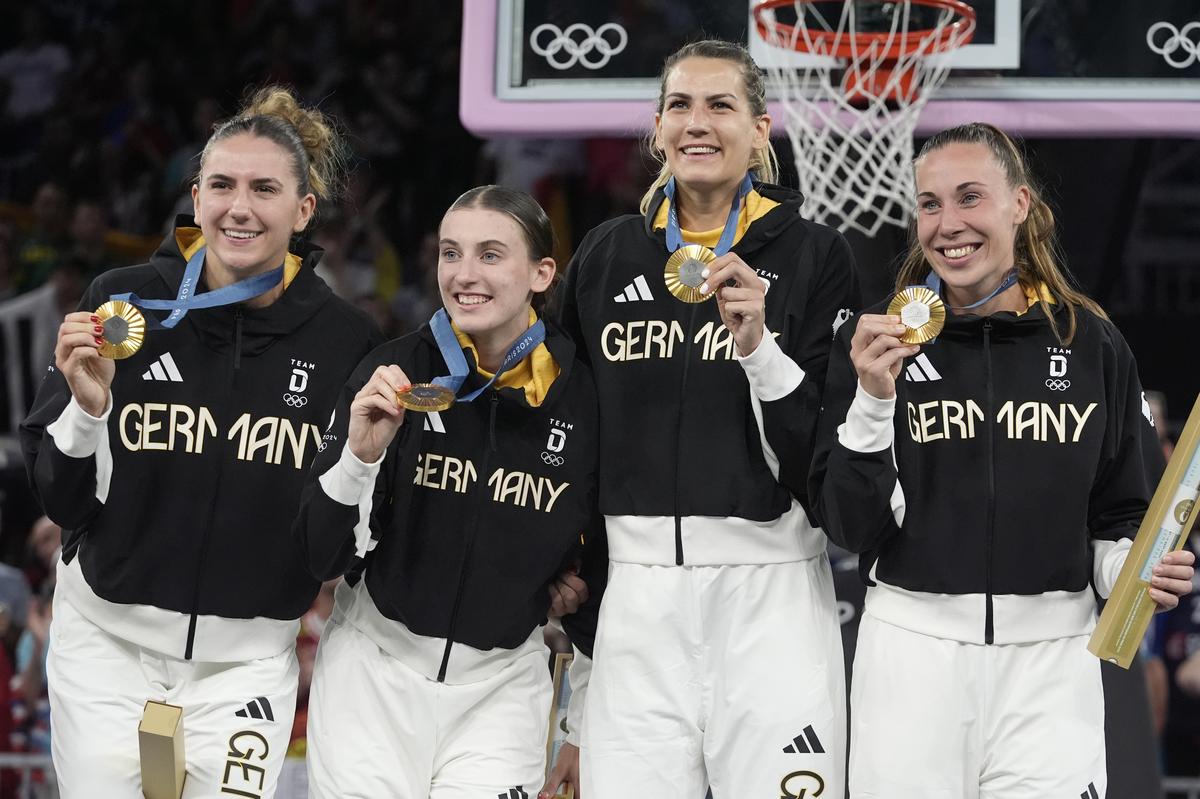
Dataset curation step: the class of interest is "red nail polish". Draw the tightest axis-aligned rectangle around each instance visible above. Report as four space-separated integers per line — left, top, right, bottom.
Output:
94 325 104 334
94 337 104 345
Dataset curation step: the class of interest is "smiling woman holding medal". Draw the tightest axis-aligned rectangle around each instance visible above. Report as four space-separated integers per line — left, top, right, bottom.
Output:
19 86 382 797
554 39 860 798
811 122 1196 798
294 185 603 799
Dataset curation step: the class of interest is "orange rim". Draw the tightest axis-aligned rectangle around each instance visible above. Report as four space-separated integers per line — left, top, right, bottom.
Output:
753 0 976 60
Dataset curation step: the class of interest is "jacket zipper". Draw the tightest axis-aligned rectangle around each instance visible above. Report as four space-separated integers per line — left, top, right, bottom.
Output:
437 390 498 682
983 319 996 645
672 305 700 565
233 308 244 371
184 308 244 659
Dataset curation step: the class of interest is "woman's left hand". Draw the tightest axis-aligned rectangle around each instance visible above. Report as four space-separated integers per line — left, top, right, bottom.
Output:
548 566 589 618
702 252 766 357
1150 548 1196 612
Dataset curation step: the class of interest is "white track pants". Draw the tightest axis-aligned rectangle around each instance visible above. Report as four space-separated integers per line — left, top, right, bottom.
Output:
582 556 846 799
850 612 1107 799
48 591 298 799
306 616 551 798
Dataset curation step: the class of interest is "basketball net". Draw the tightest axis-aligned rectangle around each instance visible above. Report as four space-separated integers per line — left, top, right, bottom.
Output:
755 1 975 236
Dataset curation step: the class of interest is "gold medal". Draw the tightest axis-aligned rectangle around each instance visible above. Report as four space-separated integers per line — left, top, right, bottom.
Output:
94 300 146 359
664 244 717 303
395 382 455 412
887 287 946 345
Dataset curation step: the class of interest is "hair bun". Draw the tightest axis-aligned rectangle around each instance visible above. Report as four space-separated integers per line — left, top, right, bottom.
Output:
236 85 348 201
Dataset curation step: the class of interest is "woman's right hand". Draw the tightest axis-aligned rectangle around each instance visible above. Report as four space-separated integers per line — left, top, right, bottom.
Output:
55 312 115 417
348 365 411 463
849 314 920 400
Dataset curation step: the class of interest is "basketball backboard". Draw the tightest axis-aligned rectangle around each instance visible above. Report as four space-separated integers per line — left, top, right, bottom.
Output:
461 0 1200 136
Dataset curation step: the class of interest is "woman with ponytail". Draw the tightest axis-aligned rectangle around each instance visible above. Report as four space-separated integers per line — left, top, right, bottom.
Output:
556 39 859 797
21 86 382 797
811 122 1194 797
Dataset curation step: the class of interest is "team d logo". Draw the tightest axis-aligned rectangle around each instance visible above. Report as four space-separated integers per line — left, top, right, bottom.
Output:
1046 348 1071 391
285 360 314 408
780 770 824 798
542 419 572 467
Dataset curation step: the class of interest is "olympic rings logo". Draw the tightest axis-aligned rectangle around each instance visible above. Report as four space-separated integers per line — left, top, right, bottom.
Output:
283 393 308 407
541 451 565 467
529 22 627 71
1147 21 1200 68
1045 379 1071 391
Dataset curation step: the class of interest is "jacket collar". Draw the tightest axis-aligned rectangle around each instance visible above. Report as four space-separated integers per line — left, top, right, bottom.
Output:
149 215 333 353
641 180 805 256
415 314 578 412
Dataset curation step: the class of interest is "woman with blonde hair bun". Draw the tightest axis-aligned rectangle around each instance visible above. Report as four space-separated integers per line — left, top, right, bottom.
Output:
21 85 382 797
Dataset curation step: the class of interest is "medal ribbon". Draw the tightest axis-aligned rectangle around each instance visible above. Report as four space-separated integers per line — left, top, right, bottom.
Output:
923 268 1019 311
664 172 753 255
428 308 545 403
110 246 284 330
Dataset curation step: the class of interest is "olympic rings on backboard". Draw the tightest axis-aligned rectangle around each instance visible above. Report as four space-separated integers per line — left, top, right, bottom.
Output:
529 22 628 71
1147 21 1200 69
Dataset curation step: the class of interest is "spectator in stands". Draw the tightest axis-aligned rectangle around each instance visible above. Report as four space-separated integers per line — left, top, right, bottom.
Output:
67 199 119 283
0 564 30 653
0 224 15 304
1151 537 1200 796
160 96 221 220
13 181 70 292
0 10 71 123
22 517 60 599
11 582 51 756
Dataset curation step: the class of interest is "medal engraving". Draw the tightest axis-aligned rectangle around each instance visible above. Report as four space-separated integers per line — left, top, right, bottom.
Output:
664 244 718 303
396 382 456 412
94 300 146 359
887 287 946 345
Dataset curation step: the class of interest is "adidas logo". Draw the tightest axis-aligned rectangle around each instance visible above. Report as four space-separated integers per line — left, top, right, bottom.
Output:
613 275 653 303
782 724 825 754
497 789 528 799
142 352 183 382
423 411 445 433
904 352 941 383
1080 783 1099 799
234 697 275 722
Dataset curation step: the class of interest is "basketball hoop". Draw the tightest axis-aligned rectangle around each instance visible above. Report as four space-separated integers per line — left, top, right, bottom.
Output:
753 0 976 236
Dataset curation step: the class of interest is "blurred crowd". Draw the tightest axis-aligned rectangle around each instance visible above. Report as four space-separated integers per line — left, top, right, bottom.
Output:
0 2 652 791
0 2 653 345
0 2 1196 796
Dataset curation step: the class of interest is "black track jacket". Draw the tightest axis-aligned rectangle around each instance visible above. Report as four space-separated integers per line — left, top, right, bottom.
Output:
294 320 603 682
20 221 381 661
810 298 1162 644
560 182 859 567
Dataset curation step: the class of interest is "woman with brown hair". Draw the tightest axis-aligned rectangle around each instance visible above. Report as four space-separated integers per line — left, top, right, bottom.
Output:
21 86 381 796
296 185 603 799
811 121 1194 798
